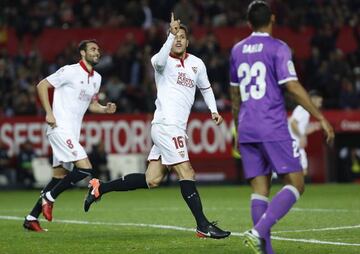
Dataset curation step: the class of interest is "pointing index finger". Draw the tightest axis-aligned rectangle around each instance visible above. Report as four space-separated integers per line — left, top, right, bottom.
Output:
171 12 174 22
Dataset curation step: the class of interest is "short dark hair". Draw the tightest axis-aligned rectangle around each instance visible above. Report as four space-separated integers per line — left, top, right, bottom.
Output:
78 39 99 53
308 90 322 97
247 1 272 30
167 24 189 38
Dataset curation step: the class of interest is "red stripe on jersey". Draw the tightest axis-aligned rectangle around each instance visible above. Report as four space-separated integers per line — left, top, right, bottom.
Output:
79 60 94 77
169 53 189 68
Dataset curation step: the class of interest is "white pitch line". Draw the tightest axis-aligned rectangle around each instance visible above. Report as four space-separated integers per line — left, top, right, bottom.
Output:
131 207 358 213
291 208 351 213
270 236 360 247
0 215 195 233
273 224 360 234
1 215 360 247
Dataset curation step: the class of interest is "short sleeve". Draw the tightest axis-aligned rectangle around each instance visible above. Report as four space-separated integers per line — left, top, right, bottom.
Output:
46 66 70 88
229 49 239 86
196 60 211 89
275 43 298 85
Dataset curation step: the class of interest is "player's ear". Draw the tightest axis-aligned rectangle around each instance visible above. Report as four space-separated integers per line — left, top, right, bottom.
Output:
80 49 86 58
186 39 189 48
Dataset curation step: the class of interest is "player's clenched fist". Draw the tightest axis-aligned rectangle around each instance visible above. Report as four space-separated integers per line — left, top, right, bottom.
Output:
170 12 180 35
105 102 116 114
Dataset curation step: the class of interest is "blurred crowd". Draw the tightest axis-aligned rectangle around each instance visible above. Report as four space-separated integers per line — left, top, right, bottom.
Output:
0 0 360 117
3 0 360 30
0 138 111 188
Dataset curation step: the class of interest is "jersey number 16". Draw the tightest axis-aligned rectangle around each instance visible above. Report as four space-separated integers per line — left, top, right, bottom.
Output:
238 61 266 101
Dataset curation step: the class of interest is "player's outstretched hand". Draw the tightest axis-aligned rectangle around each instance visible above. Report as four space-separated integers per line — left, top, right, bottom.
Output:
105 102 116 114
212 113 223 125
320 118 334 145
170 12 180 35
46 112 57 128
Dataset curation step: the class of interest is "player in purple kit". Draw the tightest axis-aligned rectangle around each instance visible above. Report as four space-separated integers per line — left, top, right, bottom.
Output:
230 1 334 254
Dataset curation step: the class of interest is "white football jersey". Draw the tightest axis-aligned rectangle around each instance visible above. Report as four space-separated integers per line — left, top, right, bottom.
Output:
151 34 217 130
288 105 310 142
46 61 101 139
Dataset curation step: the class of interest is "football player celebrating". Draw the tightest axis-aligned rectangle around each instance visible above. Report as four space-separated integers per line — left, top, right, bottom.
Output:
84 13 230 239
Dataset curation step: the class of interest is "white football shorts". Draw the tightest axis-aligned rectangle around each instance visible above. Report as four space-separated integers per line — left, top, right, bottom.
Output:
48 131 87 170
147 124 189 165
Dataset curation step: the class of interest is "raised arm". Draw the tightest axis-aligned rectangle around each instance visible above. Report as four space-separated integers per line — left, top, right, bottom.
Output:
152 13 180 73
286 80 334 144
37 79 57 128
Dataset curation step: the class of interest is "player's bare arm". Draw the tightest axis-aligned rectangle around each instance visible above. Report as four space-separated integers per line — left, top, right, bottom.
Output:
37 79 57 128
230 86 241 131
88 101 116 114
286 80 335 144
305 122 321 135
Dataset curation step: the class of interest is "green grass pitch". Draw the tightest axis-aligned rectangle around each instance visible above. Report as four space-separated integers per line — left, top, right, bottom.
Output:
0 184 359 254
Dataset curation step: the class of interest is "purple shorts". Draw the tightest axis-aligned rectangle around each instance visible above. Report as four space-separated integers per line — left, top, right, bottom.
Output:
239 140 302 179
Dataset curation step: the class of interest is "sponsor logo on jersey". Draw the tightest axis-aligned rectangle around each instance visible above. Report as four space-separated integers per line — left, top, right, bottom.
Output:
178 150 185 158
192 67 197 74
176 72 195 88
78 89 93 102
72 151 78 157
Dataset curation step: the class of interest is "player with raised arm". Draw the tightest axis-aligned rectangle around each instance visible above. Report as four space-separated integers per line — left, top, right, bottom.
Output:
23 39 116 232
84 13 230 239
229 1 334 253
289 90 323 175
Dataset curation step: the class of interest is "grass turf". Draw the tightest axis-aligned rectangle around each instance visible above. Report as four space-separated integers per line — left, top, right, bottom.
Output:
0 184 359 254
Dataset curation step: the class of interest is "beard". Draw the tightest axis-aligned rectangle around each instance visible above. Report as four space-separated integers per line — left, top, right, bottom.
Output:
85 55 99 67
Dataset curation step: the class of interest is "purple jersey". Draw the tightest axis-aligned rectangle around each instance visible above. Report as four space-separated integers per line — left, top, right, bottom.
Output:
230 32 298 143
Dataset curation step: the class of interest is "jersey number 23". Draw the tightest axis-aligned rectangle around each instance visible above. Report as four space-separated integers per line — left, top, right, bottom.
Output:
237 61 266 101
